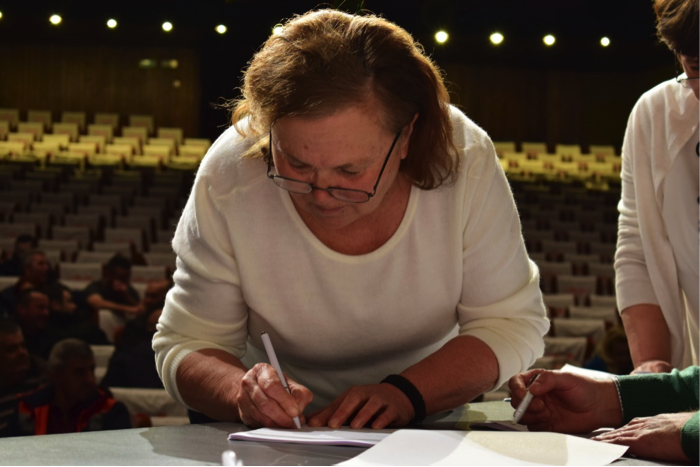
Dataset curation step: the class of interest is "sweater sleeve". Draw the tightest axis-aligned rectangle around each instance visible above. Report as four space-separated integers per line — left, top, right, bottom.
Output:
619 366 699 462
618 366 699 421
453 115 549 389
153 130 252 408
681 412 699 464
614 95 659 311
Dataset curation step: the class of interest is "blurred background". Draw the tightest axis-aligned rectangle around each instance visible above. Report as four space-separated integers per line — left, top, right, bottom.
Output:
0 0 671 149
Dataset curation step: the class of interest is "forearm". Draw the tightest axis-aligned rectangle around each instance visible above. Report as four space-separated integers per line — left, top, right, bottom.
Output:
618 367 700 422
176 348 249 421
401 335 498 415
620 304 672 369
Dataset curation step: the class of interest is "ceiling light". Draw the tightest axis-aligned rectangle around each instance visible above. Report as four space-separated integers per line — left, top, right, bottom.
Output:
600 37 610 47
435 30 449 44
162 22 173 32
490 32 504 45
272 25 284 35
543 34 556 46
107 19 117 29
216 24 227 34
50 14 62 25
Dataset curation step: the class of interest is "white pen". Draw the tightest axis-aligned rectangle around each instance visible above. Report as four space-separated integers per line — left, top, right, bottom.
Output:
221 449 243 466
261 331 302 429
513 373 541 424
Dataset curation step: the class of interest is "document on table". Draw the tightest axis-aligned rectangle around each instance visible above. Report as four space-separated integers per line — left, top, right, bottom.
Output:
337 430 628 466
228 427 395 447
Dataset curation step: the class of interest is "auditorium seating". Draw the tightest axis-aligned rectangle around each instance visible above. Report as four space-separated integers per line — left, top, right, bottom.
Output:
1 121 626 406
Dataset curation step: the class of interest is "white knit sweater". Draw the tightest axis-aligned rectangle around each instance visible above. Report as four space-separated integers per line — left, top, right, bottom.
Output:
616 78 699 368
153 107 549 412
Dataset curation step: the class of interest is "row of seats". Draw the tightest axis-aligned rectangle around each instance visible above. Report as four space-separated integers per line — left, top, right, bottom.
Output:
493 141 618 157
0 131 209 161
1 109 160 136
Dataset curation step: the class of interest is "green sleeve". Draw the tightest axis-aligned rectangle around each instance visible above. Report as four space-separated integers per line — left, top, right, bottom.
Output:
617 366 699 422
681 412 699 464
618 367 699 462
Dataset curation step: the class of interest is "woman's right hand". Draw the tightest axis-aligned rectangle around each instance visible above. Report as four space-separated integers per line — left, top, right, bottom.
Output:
508 370 623 433
236 363 313 428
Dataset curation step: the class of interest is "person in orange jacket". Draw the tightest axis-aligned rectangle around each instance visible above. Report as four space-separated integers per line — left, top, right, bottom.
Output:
7 338 130 436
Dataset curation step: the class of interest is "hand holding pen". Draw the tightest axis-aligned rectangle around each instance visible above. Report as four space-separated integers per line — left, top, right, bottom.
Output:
507 369 623 433
235 332 313 428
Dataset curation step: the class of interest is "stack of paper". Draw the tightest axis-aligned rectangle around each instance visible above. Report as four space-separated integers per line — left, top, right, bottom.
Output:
228 427 394 447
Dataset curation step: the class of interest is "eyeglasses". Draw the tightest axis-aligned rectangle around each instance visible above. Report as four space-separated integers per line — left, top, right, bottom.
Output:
267 129 402 203
675 58 699 89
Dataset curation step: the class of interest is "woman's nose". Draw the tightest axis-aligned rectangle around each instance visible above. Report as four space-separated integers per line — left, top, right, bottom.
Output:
310 185 335 202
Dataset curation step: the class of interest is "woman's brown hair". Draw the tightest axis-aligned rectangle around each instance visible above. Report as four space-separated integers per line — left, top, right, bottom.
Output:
654 0 699 57
230 9 458 190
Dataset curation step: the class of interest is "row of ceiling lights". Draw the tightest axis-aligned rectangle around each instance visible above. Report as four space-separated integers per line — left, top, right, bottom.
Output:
435 30 612 47
0 12 613 48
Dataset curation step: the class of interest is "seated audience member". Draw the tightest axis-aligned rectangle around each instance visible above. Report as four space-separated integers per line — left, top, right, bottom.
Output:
14 288 53 360
0 234 36 277
7 338 131 436
509 367 699 463
0 249 51 317
583 326 634 375
43 283 110 346
101 280 172 389
83 254 142 319
0 318 47 437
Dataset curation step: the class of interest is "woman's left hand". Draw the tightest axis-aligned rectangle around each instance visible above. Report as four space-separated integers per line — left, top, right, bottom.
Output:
592 412 693 463
306 383 415 429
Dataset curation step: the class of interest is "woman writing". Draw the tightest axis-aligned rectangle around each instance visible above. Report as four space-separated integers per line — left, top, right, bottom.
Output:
154 9 548 429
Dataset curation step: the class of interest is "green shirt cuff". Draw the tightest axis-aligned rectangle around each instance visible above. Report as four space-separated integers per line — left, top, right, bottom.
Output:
681 412 699 464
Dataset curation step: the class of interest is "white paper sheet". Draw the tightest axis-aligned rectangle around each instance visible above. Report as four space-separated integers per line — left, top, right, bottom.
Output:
337 430 628 466
228 427 395 447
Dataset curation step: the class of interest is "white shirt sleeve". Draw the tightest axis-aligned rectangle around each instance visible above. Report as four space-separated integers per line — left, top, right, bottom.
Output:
153 130 252 407
452 115 548 388
614 94 661 311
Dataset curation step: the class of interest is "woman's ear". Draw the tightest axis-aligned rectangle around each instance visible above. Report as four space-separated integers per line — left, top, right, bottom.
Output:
400 113 419 160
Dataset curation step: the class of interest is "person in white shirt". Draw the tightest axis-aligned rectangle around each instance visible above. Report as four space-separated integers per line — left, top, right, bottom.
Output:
615 0 699 373
153 9 548 429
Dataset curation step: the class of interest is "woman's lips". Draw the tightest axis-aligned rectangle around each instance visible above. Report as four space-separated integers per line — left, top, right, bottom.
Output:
312 204 345 215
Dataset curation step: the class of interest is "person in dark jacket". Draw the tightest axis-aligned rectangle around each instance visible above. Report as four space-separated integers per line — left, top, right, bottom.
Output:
42 283 109 346
0 318 47 437
0 234 36 277
7 338 131 436
101 280 172 389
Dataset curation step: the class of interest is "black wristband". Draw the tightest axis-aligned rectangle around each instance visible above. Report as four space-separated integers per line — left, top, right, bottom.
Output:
381 374 426 423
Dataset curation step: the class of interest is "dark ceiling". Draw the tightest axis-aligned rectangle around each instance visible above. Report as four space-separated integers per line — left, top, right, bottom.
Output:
0 1 668 69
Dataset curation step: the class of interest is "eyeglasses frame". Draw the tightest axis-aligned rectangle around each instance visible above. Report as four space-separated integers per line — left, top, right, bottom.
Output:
267 128 403 203
675 55 699 89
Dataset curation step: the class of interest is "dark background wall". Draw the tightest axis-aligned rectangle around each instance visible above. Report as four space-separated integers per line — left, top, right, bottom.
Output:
0 1 673 151
0 44 201 137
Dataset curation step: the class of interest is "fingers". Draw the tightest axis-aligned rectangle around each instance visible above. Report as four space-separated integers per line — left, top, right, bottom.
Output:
508 370 538 396
306 402 338 428
328 392 365 428
351 396 386 429
237 363 311 428
289 380 314 411
307 384 413 430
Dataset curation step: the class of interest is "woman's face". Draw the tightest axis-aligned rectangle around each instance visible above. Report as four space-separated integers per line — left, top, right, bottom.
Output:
270 103 411 230
679 54 699 100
